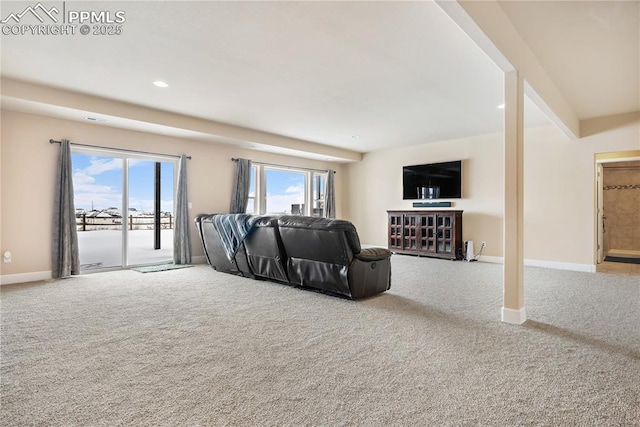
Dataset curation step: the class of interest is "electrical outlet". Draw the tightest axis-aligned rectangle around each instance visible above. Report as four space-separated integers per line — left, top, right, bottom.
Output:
3 251 12 263
481 241 486 248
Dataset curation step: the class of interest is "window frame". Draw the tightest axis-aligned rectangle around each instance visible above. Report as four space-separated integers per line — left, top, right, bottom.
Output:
246 163 328 217
247 165 257 214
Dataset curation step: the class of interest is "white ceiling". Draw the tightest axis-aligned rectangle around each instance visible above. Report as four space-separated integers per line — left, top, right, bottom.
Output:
498 0 640 120
1 1 638 158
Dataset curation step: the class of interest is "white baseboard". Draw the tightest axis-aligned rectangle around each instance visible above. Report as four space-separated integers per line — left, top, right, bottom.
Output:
524 259 595 273
1 271 52 286
502 306 527 324
478 256 595 273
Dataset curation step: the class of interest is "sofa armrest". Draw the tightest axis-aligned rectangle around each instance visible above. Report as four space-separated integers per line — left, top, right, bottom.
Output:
354 247 392 262
348 255 391 299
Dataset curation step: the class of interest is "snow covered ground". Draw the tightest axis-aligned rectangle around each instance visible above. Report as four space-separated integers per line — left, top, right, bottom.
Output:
77 229 173 270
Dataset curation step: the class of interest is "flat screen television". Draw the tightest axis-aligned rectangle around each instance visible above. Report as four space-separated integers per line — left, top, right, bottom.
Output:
403 160 462 200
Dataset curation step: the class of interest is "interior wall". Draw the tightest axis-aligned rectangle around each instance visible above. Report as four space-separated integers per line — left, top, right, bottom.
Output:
346 116 640 267
0 110 346 278
2 108 638 278
344 133 504 257
525 117 639 265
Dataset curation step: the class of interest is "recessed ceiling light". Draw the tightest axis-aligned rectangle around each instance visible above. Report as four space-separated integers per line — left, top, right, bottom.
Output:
153 80 169 88
497 104 505 109
84 116 108 123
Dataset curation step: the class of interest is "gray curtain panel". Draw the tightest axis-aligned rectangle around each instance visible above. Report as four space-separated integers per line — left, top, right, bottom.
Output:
325 169 336 219
52 139 80 278
173 155 192 264
230 158 252 213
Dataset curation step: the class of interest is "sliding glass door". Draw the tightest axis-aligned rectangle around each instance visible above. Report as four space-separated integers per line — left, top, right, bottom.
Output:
126 159 175 266
71 148 176 271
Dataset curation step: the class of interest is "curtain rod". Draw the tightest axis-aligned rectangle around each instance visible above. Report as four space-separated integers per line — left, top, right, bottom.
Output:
49 139 191 160
231 157 336 173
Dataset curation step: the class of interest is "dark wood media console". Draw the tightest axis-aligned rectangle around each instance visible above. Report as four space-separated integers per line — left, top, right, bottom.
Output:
387 210 463 260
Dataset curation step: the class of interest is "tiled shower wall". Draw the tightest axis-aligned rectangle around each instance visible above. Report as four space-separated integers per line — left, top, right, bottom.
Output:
603 162 640 253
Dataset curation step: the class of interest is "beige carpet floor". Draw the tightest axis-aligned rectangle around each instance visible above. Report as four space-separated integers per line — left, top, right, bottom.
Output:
1 256 639 426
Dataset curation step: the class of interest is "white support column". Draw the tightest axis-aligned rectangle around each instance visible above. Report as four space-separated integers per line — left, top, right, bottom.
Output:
502 70 526 324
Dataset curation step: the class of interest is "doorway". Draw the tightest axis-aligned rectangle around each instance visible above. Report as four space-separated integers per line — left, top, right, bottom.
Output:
71 148 176 271
596 151 640 267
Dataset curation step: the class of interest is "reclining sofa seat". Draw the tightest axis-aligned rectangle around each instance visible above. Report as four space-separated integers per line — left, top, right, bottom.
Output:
242 216 289 283
194 214 254 278
276 215 392 299
195 213 392 299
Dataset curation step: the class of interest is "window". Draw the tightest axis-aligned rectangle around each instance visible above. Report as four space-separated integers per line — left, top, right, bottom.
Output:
245 164 328 216
71 148 176 271
265 168 306 215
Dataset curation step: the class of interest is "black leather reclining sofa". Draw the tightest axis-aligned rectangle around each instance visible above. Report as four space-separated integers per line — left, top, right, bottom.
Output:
195 214 392 299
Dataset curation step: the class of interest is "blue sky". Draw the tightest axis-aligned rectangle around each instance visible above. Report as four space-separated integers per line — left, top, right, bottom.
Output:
263 169 305 214
72 153 174 213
